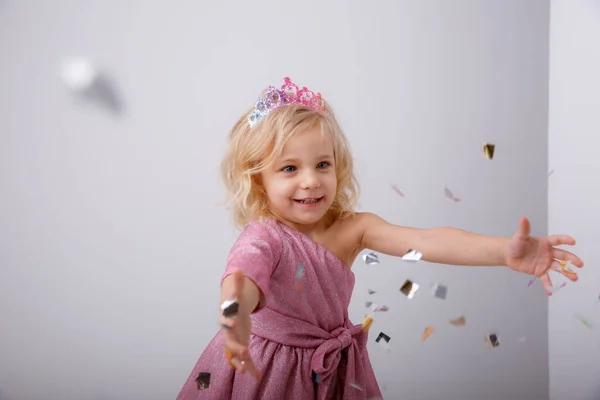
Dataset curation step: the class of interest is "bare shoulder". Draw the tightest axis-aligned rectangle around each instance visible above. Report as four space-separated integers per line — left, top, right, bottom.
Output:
329 212 381 254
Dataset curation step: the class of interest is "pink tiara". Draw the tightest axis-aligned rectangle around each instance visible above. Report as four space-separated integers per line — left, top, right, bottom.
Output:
247 77 326 128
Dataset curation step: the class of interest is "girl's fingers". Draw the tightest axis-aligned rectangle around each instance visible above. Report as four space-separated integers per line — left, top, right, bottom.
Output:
229 357 246 373
539 273 553 296
547 234 576 247
552 249 584 268
549 259 579 282
222 330 247 357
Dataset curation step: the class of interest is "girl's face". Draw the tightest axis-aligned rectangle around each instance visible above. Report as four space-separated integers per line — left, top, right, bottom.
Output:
260 125 337 230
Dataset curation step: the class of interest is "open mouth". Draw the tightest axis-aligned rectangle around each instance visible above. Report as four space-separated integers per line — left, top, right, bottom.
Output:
293 196 324 205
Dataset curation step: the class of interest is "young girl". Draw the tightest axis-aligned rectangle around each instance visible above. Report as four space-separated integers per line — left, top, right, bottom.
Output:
176 77 583 400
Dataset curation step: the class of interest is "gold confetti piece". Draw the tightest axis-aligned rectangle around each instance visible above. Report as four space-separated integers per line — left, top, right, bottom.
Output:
400 279 419 299
432 284 447 299
483 143 495 159
362 252 379 265
376 332 390 344
391 184 405 197
575 314 593 329
486 333 500 347
402 249 423 262
444 187 461 202
220 299 239 318
421 326 435 341
349 382 364 391
195 372 211 390
449 316 466 326
559 260 577 276
368 289 376 295
362 315 373 332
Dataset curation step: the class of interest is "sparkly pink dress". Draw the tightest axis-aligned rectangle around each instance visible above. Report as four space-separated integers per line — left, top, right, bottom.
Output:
176 218 382 399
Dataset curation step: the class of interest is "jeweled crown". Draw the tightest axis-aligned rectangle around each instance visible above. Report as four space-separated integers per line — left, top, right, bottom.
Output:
248 77 326 128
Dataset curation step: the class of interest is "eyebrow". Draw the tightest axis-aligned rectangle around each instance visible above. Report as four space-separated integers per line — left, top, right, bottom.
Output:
279 154 334 163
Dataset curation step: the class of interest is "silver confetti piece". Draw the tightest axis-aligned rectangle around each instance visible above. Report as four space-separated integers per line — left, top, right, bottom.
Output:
432 284 447 299
349 382 364 391
220 299 239 318
444 187 461 202
195 372 211 390
402 249 422 262
376 332 390 343
486 332 500 347
368 289 376 295
373 305 389 312
362 252 379 265
295 263 305 280
400 280 419 299
365 301 373 308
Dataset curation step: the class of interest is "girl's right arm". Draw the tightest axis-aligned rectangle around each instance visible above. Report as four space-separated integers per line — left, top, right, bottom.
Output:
219 269 262 380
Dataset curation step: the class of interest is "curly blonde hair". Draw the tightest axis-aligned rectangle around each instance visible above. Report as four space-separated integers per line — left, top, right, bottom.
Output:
220 95 359 230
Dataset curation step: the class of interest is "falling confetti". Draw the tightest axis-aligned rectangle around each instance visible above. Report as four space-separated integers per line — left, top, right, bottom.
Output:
60 56 124 114
367 303 389 312
349 382 364 391
527 277 536 288
449 316 466 326
391 184 405 197
483 143 495 159
368 289 376 295
195 372 210 390
60 57 98 91
432 284 447 299
559 260 577 276
444 187 461 202
376 332 391 344
402 249 423 262
421 326 435 341
400 280 419 299
294 263 305 292
486 333 500 347
362 315 374 332
548 169 554 177
220 300 239 318
312 371 320 384
362 252 379 265
575 314 593 329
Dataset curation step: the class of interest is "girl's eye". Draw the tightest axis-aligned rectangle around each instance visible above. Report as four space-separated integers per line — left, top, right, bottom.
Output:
317 161 330 169
282 166 296 173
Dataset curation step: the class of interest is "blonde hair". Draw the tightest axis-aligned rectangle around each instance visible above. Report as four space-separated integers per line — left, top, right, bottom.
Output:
220 96 359 230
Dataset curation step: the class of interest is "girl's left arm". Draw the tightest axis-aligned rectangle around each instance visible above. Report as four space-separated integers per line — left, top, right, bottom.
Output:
357 212 509 266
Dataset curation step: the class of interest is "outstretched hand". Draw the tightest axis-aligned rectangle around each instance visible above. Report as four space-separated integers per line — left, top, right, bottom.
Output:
219 269 261 380
506 217 584 296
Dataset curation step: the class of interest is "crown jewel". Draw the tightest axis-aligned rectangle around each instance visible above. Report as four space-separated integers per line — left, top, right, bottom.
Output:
248 77 326 128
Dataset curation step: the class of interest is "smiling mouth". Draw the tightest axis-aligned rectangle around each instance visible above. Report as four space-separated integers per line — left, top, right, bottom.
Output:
294 197 324 204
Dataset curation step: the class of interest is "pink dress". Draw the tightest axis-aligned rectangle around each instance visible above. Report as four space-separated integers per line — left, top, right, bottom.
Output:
176 218 382 399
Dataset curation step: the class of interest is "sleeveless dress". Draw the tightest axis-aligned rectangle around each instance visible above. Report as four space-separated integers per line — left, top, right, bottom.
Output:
176 218 382 399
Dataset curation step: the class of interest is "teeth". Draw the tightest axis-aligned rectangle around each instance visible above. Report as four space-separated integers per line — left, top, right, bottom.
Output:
298 198 319 204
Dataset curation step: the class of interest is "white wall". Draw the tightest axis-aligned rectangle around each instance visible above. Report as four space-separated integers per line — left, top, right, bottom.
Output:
548 1 600 399
0 1 551 399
